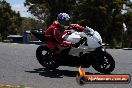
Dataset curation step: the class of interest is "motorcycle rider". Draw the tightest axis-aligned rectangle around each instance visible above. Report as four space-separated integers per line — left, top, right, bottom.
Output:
44 13 85 54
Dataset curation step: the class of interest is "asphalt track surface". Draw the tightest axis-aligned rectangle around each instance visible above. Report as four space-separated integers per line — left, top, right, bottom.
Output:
0 43 132 88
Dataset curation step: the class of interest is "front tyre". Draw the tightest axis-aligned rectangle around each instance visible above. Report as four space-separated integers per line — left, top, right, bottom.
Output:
36 45 59 70
92 51 115 74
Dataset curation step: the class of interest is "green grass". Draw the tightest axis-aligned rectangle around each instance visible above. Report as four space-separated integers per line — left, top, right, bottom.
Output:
0 85 26 88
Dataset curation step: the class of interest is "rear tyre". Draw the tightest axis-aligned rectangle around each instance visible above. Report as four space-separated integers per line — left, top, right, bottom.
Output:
36 45 59 70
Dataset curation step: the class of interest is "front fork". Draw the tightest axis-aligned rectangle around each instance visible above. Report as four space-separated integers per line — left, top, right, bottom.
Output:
92 47 106 63
94 47 106 55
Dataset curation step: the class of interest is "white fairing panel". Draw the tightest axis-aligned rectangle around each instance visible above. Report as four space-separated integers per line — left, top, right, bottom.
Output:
66 32 81 43
65 27 102 51
86 34 101 49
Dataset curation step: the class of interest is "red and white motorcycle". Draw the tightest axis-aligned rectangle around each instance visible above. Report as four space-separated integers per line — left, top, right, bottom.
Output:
31 26 115 74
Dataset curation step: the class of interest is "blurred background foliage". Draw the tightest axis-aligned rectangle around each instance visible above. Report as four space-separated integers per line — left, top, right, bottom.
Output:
0 0 132 47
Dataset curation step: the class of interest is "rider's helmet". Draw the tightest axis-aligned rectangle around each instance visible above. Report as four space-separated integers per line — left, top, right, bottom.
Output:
57 13 71 28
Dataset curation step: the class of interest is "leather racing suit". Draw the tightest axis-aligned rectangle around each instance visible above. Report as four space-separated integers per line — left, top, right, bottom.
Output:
44 21 84 53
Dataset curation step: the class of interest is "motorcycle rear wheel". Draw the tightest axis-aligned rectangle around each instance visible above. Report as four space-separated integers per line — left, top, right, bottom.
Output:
36 45 59 70
92 51 115 74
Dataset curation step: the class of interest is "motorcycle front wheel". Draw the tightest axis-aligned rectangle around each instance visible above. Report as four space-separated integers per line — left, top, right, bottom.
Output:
92 51 115 74
36 45 59 70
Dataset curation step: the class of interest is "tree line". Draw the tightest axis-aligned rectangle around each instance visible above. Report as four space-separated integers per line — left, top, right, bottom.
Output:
0 0 43 41
24 0 132 47
0 0 131 47
0 0 22 40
